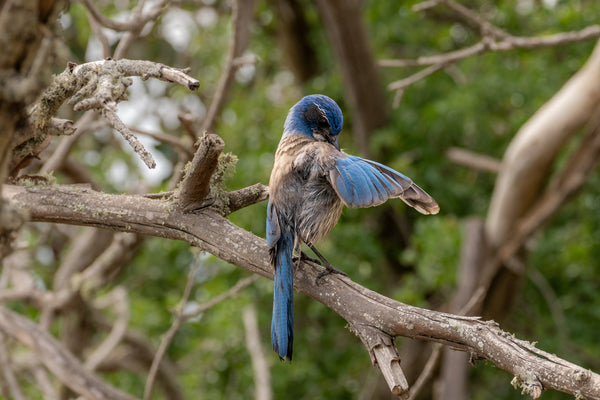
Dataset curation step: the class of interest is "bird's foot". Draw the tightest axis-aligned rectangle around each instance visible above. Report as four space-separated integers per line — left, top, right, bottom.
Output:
298 251 321 265
315 264 347 285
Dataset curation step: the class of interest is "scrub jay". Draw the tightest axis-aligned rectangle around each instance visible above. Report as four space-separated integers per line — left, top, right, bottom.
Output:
267 94 439 361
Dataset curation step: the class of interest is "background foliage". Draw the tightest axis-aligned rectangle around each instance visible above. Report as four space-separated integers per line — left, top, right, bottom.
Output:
19 0 600 399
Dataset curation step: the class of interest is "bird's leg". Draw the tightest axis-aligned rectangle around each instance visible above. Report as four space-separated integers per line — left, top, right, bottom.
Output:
292 240 304 266
298 250 321 265
305 242 347 283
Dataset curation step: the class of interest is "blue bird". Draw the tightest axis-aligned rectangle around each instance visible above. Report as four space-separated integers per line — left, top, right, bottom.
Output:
267 94 439 361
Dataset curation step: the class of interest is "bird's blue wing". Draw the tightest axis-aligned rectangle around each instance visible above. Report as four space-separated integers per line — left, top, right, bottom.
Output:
329 155 440 214
266 198 281 248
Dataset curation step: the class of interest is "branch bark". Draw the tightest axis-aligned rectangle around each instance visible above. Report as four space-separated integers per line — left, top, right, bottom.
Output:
4 183 599 399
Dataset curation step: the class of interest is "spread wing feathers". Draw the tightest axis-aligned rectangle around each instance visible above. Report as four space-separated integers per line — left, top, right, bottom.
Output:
329 155 440 214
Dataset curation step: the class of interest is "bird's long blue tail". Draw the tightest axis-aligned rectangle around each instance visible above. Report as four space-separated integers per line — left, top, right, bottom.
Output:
271 231 294 361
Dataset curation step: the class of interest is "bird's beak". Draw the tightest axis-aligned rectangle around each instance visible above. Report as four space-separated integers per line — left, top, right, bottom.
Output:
330 135 340 151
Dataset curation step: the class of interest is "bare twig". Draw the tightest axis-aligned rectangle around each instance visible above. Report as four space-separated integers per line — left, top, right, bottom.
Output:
130 127 194 158
182 274 259 320
0 335 25 400
143 256 201 400
436 0 511 39
201 0 255 133
387 62 448 91
382 0 600 92
30 364 57 400
177 112 200 142
113 0 172 59
41 111 99 174
243 305 272 400
80 0 168 33
227 183 269 213
87 12 111 58
446 147 502 173
407 343 443 400
526 267 568 342
92 314 184 400
103 103 157 168
85 287 130 371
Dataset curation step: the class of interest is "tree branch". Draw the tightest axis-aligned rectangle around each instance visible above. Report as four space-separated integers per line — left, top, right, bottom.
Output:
0 306 138 400
382 0 600 92
28 59 199 170
200 0 255 133
4 183 600 399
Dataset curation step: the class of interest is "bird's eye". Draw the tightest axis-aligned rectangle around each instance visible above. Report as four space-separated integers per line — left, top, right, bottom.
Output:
318 114 330 129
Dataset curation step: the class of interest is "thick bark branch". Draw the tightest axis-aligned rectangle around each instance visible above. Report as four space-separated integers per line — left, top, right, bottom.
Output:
4 184 600 399
486 39 600 247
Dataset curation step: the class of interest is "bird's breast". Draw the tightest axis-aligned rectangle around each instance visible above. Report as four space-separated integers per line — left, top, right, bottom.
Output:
269 134 343 243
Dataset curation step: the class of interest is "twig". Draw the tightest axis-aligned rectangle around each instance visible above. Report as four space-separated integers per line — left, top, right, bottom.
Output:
436 0 512 39
79 0 168 33
407 343 443 400
226 183 269 213
0 335 25 400
446 147 502 173
143 256 201 400
103 103 157 168
526 267 568 342
182 274 259 320
201 0 255 133
113 0 172 59
30 364 58 400
85 287 130 371
92 313 184 400
387 63 448 91
177 112 200 142
243 305 272 400
41 111 99 174
130 127 194 158
381 0 600 92
87 10 111 58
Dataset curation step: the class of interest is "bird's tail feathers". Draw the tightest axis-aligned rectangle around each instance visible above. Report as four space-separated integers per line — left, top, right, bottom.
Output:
271 231 294 361
401 183 440 215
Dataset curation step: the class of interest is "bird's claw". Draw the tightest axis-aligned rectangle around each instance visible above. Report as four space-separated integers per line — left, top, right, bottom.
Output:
315 264 347 285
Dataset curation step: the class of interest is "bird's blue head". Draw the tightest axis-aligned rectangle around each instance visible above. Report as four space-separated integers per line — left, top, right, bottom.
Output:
283 94 343 149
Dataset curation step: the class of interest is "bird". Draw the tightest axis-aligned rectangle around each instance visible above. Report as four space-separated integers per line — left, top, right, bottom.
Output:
267 94 439 361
